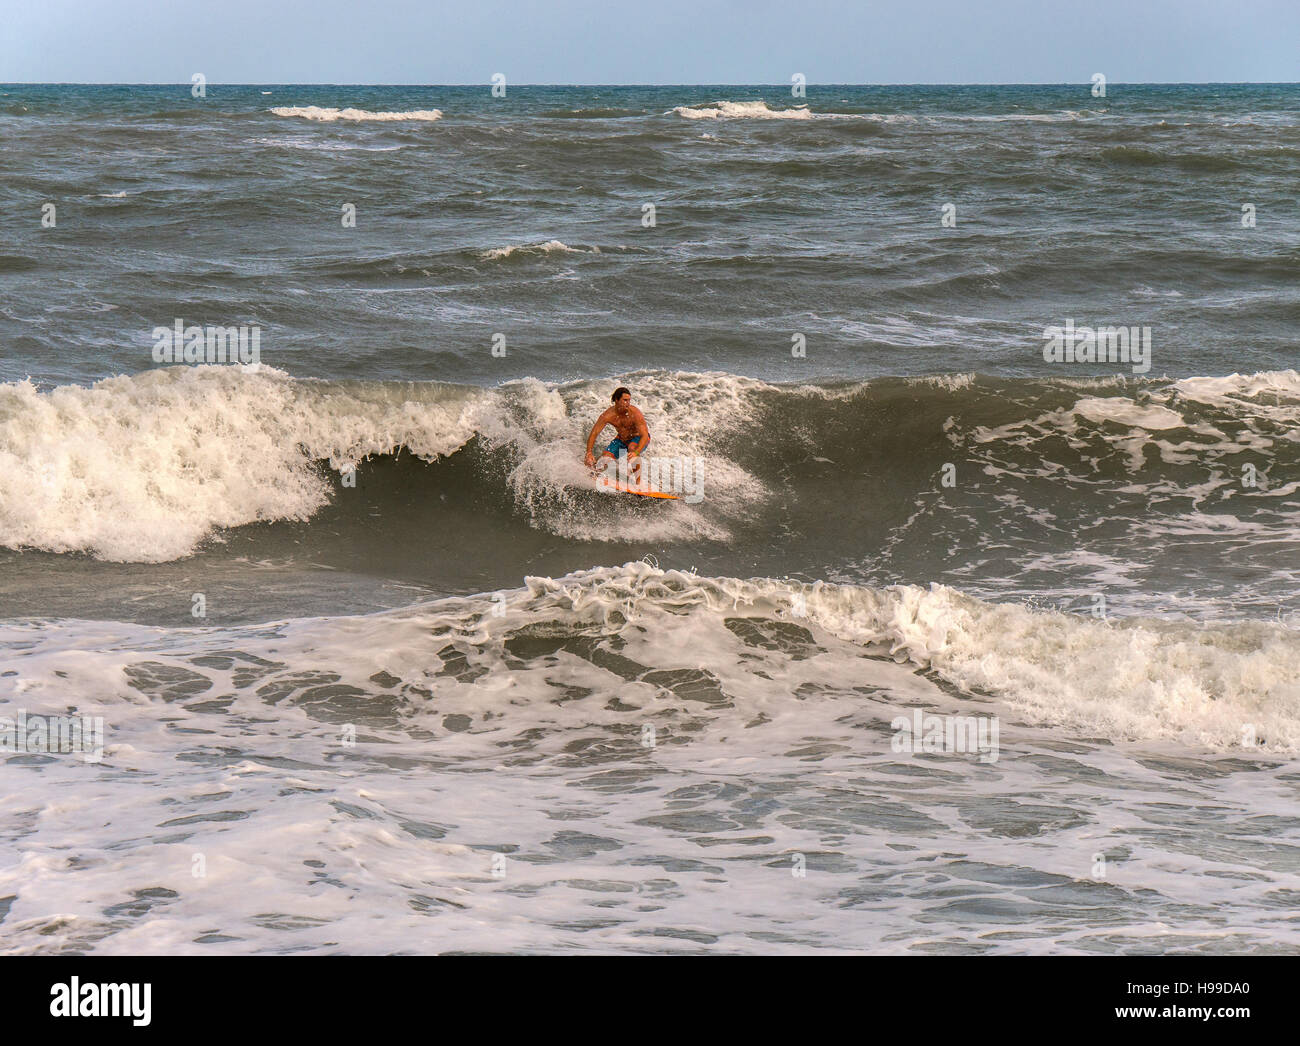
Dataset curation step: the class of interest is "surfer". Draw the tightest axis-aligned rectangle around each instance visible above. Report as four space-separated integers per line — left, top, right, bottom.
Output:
584 386 650 475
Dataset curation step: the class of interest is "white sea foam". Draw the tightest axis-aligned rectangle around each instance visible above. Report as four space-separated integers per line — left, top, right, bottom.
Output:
907 372 977 391
670 102 1099 124
481 372 769 544
672 100 815 120
1173 369 1300 407
2 563 1298 956
6 562 1297 753
269 106 443 123
790 575 1300 751
479 565 1300 753
479 240 599 261
0 367 483 562
1070 397 1185 430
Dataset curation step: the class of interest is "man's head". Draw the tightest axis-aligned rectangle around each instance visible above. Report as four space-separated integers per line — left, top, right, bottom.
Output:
611 386 631 413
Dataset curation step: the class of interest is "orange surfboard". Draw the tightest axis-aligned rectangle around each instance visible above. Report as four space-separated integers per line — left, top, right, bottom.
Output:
593 472 680 500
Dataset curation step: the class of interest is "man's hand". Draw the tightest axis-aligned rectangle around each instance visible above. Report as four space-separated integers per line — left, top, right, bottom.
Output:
584 451 596 469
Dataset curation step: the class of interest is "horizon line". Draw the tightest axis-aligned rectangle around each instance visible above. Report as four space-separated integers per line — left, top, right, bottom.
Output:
4 80 1300 88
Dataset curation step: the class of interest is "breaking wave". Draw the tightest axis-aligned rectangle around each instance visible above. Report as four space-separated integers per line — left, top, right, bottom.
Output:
2 366 1298 568
269 106 444 122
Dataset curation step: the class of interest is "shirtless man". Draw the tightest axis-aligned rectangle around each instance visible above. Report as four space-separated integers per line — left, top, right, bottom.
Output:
584 386 650 475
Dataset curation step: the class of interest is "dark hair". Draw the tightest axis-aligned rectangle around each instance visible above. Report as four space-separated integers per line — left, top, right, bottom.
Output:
612 386 630 403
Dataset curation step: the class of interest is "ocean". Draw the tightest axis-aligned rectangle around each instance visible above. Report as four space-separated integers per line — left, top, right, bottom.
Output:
1 83 1298 954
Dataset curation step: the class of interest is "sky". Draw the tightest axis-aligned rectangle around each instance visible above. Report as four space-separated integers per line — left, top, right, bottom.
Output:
1 0 1297 84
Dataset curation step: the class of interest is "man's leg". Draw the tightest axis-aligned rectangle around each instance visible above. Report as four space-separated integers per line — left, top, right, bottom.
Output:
596 437 624 472
626 439 643 480
620 448 644 486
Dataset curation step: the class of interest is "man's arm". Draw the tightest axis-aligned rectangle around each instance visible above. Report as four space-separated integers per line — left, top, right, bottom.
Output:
584 409 611 467
629 408 650 457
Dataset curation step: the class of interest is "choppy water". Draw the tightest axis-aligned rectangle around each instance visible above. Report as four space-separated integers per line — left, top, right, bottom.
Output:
1 85 1299 954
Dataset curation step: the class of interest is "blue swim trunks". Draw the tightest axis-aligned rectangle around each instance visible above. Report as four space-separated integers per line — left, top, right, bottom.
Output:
605 435 642 456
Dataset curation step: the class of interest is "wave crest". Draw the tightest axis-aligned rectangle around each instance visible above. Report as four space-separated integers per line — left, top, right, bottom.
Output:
5 367 1300 565
269 106 444 123
523 565 1300 752
672 100 815 121
0 366 481 562
479 240 599 261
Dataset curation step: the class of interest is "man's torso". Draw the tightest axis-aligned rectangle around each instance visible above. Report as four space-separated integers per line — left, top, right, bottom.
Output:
608 407 642 442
